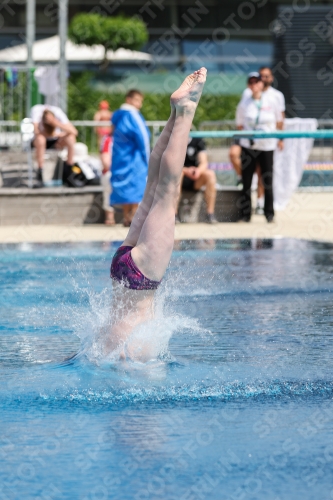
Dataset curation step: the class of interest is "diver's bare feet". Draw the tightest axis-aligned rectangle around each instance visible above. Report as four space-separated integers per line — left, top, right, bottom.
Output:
170 67 207 114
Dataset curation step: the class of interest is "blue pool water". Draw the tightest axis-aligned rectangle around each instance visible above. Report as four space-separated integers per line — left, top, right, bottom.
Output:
1 238 333 500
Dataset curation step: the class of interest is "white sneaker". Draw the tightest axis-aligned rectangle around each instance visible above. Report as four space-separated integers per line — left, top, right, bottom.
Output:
255 205 264 215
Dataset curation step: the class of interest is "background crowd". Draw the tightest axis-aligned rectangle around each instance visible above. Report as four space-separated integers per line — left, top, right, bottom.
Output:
30 66 285 226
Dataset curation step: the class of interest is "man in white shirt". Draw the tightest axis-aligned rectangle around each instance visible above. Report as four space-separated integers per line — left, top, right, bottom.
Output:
31 104 78 184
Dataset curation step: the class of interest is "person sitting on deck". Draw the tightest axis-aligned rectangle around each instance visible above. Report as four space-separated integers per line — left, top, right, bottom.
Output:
31 104 78 186
176 136 218 224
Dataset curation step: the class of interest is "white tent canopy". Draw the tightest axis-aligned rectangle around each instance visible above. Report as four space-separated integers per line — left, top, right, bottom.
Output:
0 35 152 63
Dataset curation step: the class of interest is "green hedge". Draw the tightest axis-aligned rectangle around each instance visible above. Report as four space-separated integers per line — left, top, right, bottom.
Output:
68 72 240 126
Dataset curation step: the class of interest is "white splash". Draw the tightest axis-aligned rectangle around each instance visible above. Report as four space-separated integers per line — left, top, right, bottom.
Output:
67 271 210 366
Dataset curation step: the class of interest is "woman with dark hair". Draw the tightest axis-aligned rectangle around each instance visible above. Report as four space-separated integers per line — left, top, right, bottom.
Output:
236 72 283 223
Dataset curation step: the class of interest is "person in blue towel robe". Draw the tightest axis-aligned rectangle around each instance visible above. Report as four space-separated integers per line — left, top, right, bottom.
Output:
110 90 150 226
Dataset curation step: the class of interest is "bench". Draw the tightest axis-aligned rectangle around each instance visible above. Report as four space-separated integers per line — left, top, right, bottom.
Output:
178 187 242 223
0 186 104 226
0 186 243 226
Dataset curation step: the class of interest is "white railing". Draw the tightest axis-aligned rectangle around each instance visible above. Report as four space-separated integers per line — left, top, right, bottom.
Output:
0 120 333 146
1 119 333 160
199 119 333 129
70 120 168 150
0 120 168 150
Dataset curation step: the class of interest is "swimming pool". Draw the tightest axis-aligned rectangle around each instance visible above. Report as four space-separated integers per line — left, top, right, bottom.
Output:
1 238 332 499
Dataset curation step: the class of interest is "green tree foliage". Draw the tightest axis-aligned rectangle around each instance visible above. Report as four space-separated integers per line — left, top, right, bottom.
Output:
68 72 240 127
68 13 148 63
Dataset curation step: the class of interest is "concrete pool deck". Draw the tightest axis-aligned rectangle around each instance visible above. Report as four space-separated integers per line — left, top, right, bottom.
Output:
0 191 333 244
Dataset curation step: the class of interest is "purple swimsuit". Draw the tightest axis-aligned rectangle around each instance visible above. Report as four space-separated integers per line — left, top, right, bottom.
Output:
110 246 161 290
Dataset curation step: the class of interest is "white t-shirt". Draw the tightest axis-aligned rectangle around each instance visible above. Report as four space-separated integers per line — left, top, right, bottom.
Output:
30 105 69 136
242 86 285 113
236 91 282 151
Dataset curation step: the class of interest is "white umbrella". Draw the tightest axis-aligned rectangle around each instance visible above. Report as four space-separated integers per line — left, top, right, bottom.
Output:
0 35 152 63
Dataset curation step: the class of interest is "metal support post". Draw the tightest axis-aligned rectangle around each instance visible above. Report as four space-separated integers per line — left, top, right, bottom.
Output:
26 0 35 116
59 0 68 113
26 0 35 186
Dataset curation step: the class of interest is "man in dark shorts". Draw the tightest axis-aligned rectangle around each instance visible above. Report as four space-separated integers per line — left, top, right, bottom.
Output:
177 137 218 223
31 104 78 185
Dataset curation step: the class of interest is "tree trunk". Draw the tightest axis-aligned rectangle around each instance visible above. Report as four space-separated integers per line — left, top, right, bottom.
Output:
100 45 110 70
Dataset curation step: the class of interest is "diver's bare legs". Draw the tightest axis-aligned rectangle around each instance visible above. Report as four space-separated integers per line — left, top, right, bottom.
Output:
123 110 176 247
131 68 207 281
124 69 206 248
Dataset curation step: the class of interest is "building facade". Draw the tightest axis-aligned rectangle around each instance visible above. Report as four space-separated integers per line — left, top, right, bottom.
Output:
2 0 333 115
2 0 329 72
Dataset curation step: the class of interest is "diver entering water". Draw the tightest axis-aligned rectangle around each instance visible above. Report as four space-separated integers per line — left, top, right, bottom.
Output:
106 68 207 360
